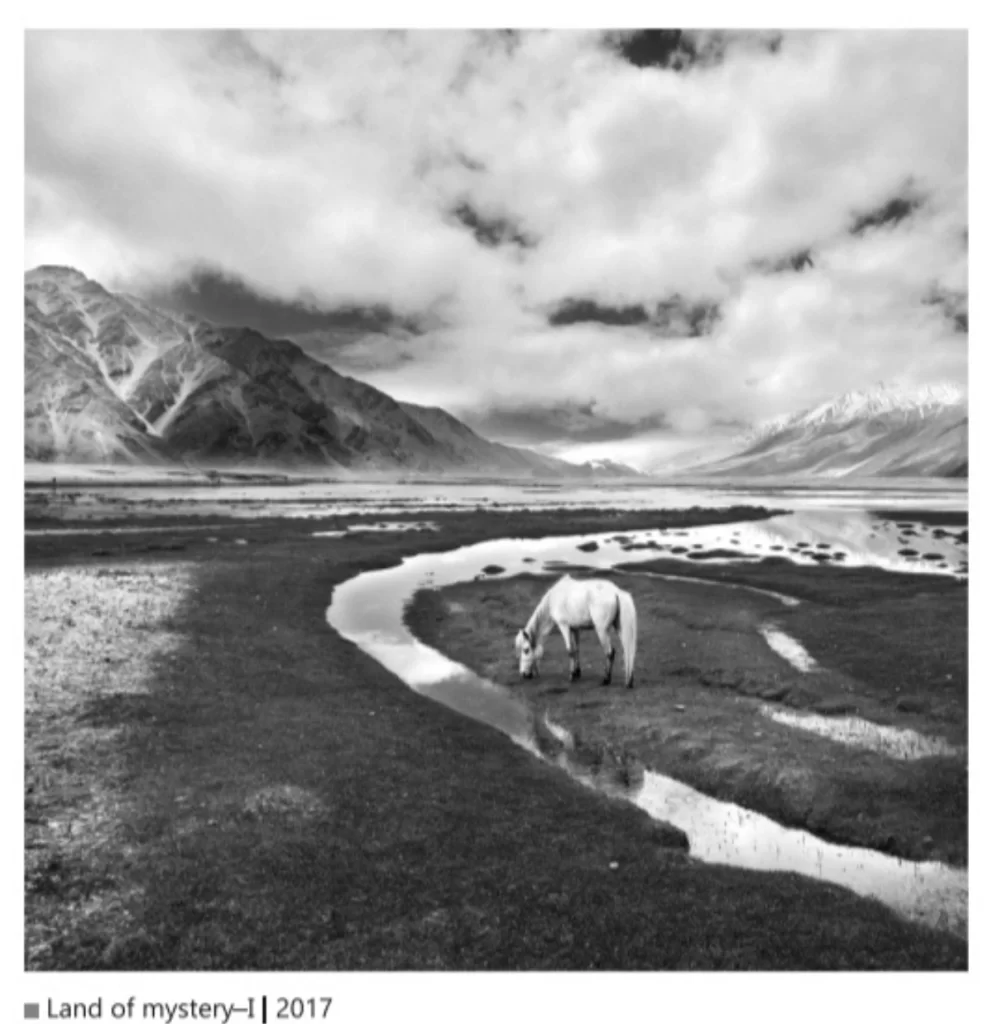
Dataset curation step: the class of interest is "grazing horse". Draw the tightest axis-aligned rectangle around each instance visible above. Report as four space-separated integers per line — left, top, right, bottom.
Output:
514 575 638 688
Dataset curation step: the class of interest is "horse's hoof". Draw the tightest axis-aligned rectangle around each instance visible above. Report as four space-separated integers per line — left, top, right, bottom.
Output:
601 678 611 687
570 668 581 681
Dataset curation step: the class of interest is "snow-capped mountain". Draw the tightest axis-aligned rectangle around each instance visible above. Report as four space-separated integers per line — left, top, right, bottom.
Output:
746 383 966 445
689 383 968 479
23 266 637 478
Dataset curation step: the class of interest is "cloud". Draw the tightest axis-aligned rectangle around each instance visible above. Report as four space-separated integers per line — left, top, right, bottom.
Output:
25 29 968 464
463 400 667 447
143 266 420 337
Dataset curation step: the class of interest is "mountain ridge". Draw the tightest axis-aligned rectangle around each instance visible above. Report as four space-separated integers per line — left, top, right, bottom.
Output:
681 383 968 479
745 382 966 444
24 266 639 478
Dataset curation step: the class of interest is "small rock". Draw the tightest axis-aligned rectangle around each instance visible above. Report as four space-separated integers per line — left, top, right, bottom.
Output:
609 861 619 870
674 704 686 712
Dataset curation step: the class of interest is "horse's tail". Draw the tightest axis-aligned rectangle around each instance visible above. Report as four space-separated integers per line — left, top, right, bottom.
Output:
616 587 637 687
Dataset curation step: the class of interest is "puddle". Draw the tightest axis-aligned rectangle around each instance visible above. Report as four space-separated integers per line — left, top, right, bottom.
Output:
327 522 967 939
758 624 819 671
760 706 962 762
610 511 966 579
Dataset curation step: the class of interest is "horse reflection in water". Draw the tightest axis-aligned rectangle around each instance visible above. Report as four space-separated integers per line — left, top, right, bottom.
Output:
515 575 638 688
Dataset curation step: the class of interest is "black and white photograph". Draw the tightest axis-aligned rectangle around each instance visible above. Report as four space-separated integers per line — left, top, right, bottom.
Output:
20 12 975 1004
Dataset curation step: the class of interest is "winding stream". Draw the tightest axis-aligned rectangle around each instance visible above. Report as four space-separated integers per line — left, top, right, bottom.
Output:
326 512 967 940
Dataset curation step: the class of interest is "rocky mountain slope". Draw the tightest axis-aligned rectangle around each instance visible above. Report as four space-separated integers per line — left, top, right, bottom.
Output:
25 294 173 464
24 266 638 477
682 384 968 479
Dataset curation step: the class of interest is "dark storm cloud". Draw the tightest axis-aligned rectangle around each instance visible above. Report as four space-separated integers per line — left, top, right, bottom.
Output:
851 190 926 235
753 248 816 274
450 202 536 249
548 297 720 337
607 29 785 71
143 267 421 338
609 30 695 70
655 298 722 337
548 300 650 327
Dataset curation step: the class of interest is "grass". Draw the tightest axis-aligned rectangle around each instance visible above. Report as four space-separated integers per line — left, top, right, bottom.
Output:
25 506 967 970
630 557 967 736
406 559 967 867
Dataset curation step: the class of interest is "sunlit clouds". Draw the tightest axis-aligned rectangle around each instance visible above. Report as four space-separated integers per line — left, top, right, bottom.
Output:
25 29 967 468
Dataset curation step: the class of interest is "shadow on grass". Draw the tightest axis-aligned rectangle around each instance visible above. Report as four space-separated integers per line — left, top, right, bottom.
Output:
25 509 968 970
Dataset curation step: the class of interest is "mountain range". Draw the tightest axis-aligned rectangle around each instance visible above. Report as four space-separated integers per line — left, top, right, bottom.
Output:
653 383 968 479
24 266 967 481
23 266 635 479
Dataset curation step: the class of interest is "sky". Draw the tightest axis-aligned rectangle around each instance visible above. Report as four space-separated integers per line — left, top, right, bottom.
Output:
24 27 968 470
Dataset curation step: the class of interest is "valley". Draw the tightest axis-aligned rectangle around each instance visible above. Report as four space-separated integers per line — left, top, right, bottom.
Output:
24 482 968 969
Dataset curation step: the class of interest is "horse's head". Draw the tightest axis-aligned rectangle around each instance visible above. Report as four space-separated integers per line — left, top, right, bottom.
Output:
515 628 541 679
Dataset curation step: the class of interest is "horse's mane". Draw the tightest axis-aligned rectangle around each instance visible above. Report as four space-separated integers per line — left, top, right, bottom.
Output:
525 582 559 635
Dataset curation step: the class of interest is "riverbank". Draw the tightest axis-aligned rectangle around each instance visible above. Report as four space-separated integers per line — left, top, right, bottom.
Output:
25 506 966 969
407 559 966 867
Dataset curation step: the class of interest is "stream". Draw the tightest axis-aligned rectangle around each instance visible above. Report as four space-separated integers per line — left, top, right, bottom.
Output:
326 511 967 940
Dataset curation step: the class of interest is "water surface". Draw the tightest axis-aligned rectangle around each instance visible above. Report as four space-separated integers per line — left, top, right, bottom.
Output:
326 515 967 938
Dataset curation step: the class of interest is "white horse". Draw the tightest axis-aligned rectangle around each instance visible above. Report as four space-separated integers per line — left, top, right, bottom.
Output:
514 575 638 688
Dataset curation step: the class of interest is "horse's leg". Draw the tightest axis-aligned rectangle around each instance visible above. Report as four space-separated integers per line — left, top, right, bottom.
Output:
558 622 579 681
594 619 615 686
571 628 582 680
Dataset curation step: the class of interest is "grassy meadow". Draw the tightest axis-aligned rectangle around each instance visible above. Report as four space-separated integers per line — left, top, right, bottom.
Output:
25 504 967 969
408 556 967 867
